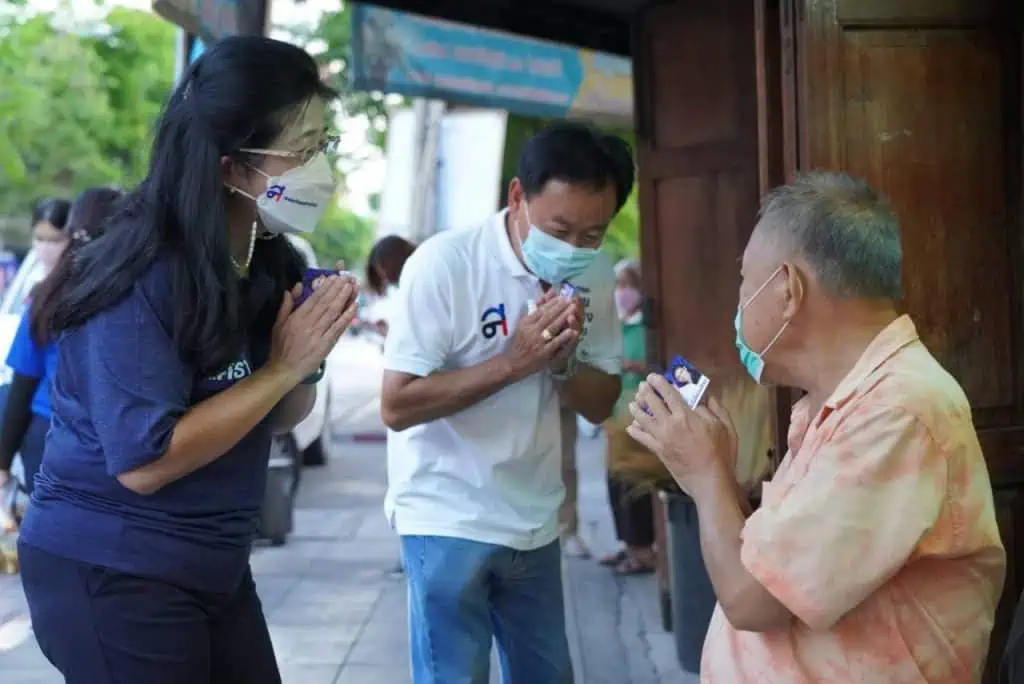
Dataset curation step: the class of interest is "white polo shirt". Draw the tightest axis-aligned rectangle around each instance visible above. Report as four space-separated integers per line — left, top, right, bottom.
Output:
383 210 623 550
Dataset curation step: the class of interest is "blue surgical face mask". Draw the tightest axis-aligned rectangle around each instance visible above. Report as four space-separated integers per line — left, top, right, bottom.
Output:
735 266 789 384
519 203 599 284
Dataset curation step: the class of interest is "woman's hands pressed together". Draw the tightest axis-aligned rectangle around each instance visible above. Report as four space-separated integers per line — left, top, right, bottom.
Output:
268 270 358 384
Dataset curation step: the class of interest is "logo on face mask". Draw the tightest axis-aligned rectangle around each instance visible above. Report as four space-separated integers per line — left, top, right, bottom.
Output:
481 304 508 339
228 153 337 235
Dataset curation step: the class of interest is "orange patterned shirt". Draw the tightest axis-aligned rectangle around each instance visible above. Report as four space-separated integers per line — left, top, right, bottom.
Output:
701 315 1005 683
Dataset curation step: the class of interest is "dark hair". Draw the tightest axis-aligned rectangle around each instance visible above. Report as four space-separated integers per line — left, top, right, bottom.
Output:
365 235 416 295
31 198 71 232
31 187 125 344
50 36 336 374
517 121 635 211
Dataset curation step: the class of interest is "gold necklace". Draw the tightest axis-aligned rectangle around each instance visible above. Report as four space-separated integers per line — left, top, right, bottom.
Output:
231 219 257 275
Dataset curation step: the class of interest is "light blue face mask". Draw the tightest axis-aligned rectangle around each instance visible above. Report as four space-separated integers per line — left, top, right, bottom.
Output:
519 203 599 284
735 266 789 384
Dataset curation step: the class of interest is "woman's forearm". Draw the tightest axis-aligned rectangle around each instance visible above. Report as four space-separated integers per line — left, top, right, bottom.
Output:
117 363 298 495
0 373 40 471
269 385 316 434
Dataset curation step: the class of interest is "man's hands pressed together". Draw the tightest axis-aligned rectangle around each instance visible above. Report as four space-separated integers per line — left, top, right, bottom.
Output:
504 291 579 380
626 374 793 632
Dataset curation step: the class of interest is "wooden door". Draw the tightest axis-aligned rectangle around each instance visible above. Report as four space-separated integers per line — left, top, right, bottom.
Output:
632 0 777 627
798 0 1023 678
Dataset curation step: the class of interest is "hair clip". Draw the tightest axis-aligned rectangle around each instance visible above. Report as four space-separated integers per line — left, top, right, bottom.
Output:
182 80 192 101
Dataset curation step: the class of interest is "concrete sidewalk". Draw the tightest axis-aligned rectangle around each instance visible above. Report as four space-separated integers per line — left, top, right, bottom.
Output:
0 434 697 684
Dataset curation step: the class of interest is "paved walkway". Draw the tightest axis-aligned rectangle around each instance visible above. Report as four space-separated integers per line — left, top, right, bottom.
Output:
0 434 697 684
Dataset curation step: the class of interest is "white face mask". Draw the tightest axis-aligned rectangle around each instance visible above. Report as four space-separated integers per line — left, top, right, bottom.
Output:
33 239 66 273
231 152 337 234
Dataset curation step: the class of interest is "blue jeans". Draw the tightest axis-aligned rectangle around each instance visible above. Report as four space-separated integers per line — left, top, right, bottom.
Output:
401 535 573 684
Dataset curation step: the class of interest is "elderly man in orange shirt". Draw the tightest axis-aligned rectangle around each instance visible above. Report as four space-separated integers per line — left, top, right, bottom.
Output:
628 172 1006 683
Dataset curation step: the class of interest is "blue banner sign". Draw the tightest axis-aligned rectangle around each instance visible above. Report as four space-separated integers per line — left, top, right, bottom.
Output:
351 5 633 124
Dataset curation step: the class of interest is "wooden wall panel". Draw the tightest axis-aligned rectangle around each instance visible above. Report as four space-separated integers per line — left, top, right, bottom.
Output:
633 0 772 632
798 1 1023 678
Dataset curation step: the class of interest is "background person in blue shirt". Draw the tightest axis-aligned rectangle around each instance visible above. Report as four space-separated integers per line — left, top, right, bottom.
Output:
0 187 122 495
16 36 357 684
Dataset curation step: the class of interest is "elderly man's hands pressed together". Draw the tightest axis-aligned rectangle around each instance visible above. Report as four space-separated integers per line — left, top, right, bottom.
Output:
626 376 793 632
627 375 735 491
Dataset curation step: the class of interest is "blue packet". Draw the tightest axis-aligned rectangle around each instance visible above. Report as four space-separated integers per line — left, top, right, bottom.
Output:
664 355 711 409
640 355 711 415
295 268 353 306
527 282 578 317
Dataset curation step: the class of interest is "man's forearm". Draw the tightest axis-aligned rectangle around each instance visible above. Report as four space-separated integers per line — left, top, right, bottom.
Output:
689 464 791 631
556 364 620 424
381 356 522 431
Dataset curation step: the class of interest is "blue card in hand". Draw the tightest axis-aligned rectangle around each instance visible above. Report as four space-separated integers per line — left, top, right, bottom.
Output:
295 268 351 307
664 355 711 409
640 355 711 415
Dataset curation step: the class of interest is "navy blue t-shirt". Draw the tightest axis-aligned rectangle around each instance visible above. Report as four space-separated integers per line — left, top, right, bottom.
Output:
20 256 273 593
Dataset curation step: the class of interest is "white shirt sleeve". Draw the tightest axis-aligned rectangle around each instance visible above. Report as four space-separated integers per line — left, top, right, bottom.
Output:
577 269 623 375
382 245 453 377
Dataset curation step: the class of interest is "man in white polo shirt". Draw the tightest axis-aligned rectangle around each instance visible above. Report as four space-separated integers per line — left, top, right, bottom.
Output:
381 121 634 684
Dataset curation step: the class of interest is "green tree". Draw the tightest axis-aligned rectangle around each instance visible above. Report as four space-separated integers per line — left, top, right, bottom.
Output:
86 7 176 182
0 15 121 221
602 187 640 263
307 203 376 269
0 8 174 241
277 2 394 150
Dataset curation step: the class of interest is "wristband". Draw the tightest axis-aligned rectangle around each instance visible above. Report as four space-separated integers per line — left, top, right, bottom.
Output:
551 356 577 381
301 361 326 385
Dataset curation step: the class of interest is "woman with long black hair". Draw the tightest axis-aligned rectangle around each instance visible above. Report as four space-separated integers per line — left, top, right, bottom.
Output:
364 234 416 337
17 36 357 684
0 187 123 496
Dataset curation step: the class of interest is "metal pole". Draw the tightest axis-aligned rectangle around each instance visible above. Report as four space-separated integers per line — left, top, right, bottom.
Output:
173 28 190 84
407 99 446 241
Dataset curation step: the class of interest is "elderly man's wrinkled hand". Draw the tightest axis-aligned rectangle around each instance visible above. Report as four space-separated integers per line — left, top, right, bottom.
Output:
626 374 738 492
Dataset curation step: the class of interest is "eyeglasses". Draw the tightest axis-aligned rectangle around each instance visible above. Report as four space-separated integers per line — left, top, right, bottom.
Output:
241 135 340 164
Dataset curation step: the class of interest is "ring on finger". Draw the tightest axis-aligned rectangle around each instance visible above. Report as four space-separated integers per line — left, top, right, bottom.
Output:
541 328 553 342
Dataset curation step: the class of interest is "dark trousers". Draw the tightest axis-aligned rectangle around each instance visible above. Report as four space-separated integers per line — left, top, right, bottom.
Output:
1002 590 1024 684
607 476 655 548
19 413 48 494
18 543 280 684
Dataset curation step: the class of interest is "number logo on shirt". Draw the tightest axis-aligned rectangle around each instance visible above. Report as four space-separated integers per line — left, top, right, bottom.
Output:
480 304 508 339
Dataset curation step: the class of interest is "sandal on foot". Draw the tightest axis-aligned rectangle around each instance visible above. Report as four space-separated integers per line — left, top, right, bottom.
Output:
599 550 628 567
613 556 655 576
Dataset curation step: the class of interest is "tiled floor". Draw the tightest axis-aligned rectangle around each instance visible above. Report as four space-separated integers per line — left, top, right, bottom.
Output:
0 434 697 684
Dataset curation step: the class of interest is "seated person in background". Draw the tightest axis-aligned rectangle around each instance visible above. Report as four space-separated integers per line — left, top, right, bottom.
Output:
629 172 1005 683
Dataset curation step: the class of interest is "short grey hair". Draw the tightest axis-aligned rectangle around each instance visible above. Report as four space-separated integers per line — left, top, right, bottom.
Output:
759 171 902 300
614 258 641 279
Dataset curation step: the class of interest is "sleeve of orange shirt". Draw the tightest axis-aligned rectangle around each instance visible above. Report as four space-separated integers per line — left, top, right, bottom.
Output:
739 405 947 631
